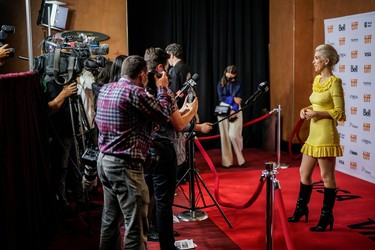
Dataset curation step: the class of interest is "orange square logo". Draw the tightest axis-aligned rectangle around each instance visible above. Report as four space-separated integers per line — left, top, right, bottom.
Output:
363 123 371 132
363 151 370 160
351 50 358 59
351 107 357 115
351 79 358 87
364 35 372 44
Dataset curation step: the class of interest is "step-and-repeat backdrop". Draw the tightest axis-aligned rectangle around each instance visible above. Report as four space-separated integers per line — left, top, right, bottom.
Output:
324 11 375 184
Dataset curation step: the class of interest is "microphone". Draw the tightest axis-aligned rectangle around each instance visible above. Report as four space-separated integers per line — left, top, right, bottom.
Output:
244 81 269 105
175 73 199 103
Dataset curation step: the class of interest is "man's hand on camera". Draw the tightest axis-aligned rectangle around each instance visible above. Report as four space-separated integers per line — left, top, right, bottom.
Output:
82 174 97 192
155 71 169 88
0 44 11 60
62 82 78 98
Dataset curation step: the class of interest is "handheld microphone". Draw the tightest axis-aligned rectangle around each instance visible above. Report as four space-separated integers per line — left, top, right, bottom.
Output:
175 73 199 103
244 81 269 105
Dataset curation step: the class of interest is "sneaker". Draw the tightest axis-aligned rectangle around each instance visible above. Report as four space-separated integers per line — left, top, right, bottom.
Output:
147 231 159 242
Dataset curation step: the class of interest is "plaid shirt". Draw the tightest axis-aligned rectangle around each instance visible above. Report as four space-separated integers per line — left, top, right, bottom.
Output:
95 78 173 161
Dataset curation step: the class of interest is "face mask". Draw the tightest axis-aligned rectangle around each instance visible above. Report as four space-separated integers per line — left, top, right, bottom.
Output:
226 76 237 82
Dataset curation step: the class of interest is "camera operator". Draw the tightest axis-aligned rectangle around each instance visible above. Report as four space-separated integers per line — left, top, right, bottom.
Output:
44 75 80 214
0 44 11 66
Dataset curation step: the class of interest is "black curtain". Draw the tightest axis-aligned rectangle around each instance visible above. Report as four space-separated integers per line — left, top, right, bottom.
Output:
128 0 269 148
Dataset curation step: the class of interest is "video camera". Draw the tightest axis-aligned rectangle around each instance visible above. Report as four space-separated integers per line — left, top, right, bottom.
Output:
0 25 16 57
33 33 109 85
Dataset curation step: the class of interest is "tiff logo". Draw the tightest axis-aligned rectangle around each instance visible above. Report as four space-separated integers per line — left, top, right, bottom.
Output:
339 65 346 72
351 107 357 115
350 135 357 143
352 21 359 30
363 123 371 132
351 50 358 59
364 94 371 102
350 161 357 170
364 35 372 44
327 25 334 33
364 65 372 73
339 37 346 45
351 79 358 87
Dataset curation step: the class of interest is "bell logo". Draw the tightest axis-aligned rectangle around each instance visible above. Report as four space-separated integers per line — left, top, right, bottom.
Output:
339 65 346 72
327 25 334 33
351 107 357 115
350 134 357 143
351 79 358 87
350 161 357 170
339 37 346 45
363 123 371 132
351 21 359 30
339 24 346 31
363 109 371 117
364 65 371 73
364 35 372 44
364 94 371 102
351 50 358 59
363 151 370 160
351 65 358 72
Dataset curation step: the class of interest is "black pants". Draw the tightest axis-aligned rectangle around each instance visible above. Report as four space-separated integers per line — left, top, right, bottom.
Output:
145 139 177 250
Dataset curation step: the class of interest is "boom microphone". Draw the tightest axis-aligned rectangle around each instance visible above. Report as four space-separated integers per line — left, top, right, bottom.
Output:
244 81 269 105
175 73 199 103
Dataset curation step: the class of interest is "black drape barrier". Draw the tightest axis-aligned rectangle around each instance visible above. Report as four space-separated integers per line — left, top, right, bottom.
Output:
128 0 270 148
0 71 59 250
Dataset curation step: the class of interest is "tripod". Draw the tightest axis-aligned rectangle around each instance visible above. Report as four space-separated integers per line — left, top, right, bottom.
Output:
67 93 95 235
174 132 233 228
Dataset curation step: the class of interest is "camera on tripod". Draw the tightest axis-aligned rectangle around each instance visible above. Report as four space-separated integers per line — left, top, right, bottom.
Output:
33 33 109 85
0 25 16 57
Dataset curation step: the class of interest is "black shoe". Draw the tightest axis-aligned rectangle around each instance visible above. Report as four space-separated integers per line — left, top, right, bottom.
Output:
173 230 180 237
147 231 159 242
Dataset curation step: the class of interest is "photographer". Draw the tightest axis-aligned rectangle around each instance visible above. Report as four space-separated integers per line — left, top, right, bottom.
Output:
0 44 11 66
143 47 211 250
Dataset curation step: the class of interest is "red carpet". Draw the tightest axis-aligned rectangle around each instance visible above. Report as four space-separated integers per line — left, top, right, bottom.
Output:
185 147 375 250
46 147 375 250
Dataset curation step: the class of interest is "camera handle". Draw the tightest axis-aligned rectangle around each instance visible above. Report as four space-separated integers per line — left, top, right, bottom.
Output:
53 49 76 85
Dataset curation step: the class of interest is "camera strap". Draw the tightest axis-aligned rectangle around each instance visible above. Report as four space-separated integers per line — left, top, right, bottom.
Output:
52 48 76 85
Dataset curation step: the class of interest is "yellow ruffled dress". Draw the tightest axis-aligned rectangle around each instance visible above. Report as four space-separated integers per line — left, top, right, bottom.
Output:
301 75 346 157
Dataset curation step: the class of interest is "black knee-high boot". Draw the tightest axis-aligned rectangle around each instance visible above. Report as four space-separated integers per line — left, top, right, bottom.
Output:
310 187 337 232
288 182 313 222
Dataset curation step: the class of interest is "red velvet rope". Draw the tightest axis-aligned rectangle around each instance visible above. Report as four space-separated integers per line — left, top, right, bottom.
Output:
288 118 305 161
197 112 273 141
195 138 265 208
275 189 296 250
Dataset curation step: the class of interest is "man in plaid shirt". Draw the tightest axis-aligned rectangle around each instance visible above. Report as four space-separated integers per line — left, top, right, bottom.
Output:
95 55 173 250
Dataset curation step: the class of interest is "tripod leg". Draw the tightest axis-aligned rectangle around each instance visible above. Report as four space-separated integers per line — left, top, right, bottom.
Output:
194 171 233 228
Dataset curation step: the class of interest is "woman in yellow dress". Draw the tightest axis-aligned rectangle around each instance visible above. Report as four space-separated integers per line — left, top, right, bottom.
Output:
288 44 346 232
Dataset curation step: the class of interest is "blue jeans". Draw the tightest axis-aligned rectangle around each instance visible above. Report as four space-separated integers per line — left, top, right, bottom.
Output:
97 153 149 250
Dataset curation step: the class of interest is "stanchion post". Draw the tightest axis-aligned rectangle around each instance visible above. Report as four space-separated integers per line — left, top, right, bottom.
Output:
264 161 276 250
275 105 289 169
